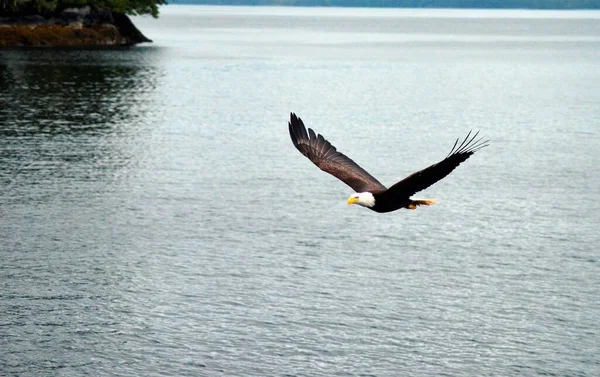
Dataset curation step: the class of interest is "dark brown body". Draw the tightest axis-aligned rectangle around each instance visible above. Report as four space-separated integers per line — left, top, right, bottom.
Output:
370 192 412 213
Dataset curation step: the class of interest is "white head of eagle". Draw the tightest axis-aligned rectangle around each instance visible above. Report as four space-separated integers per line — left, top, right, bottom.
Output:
347 192 375 208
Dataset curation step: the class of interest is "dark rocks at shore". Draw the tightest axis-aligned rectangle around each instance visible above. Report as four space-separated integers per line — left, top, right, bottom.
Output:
0 6 151 47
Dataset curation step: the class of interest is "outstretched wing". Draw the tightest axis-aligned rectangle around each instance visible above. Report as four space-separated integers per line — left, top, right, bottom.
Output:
288 113 386 193
384 131 489 198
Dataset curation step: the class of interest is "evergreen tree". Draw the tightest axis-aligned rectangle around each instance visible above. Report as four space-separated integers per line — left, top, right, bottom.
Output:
0 0 167 17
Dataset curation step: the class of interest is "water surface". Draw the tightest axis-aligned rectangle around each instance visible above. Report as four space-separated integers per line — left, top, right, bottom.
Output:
1 5 600 376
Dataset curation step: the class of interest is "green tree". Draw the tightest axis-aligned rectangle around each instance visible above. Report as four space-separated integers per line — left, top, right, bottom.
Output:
0 0 167 17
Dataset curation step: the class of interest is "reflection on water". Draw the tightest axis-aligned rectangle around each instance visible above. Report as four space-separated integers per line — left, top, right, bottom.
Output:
1 48 161 131
0 48 162 197
1 48 167 376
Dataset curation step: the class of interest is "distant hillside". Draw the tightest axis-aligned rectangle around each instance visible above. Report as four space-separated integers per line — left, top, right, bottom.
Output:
168 0 600 9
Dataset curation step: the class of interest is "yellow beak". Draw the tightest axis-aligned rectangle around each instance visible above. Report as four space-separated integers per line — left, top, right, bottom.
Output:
347 196 359 205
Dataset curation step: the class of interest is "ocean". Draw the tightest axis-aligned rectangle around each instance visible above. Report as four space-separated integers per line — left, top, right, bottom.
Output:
1 5 599 376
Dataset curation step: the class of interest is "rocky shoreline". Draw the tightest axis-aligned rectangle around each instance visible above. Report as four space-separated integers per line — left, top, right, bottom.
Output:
0 6 151 47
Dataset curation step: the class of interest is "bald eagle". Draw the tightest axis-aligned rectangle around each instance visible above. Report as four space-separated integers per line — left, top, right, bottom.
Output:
288 113 488 213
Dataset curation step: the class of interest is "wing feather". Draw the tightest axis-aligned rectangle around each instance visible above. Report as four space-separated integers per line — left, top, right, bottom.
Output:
288 113 386 193
384 132 489 199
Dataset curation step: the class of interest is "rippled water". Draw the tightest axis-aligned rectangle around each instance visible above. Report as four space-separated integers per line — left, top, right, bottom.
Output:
1 5 600 376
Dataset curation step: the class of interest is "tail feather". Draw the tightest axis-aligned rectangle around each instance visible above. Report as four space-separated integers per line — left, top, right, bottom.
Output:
407 198 438 210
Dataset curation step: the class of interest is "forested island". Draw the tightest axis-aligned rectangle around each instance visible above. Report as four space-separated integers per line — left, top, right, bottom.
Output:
0 0 165 47
171 0 599 9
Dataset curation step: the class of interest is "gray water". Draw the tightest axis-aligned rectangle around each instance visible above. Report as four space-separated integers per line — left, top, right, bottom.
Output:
1 5 600 376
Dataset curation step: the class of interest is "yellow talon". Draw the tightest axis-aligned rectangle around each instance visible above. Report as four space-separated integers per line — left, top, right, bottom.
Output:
408 203 417 210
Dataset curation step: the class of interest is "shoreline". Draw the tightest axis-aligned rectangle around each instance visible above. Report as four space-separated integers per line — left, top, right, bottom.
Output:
0 6 151 47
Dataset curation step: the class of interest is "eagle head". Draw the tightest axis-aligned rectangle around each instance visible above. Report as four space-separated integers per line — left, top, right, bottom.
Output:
347 192 375 208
